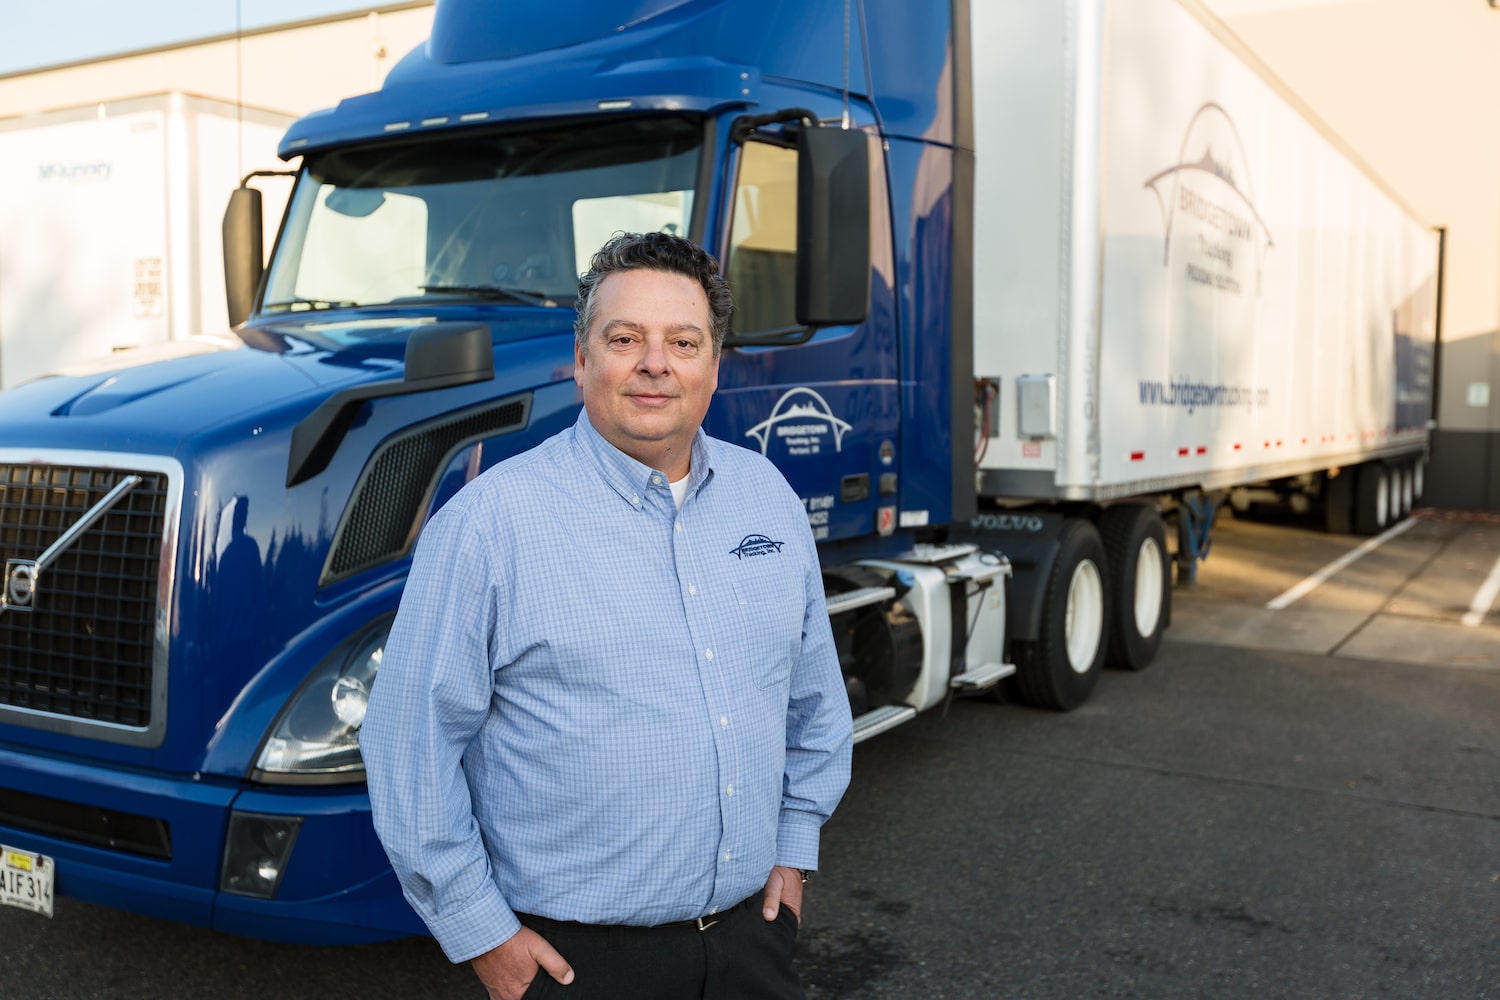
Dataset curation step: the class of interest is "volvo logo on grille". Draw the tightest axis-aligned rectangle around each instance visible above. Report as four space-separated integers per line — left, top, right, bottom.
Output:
4 560 38 612
0 473 142 620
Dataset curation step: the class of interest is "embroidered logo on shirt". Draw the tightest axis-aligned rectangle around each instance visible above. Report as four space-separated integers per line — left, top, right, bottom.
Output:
729 534 785 559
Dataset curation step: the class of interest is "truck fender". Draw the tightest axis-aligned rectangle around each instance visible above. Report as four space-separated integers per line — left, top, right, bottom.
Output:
949 511 1072 646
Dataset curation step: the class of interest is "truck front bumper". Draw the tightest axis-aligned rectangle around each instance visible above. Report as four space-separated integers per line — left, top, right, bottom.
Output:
0 745 425 945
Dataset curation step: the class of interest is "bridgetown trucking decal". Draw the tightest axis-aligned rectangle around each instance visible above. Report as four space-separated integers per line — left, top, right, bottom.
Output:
1144 101 1274 296
745 388 852 458
1136 102 1274 422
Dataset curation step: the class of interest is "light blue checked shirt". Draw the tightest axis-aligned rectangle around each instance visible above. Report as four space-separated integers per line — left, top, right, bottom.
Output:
361 410 853 963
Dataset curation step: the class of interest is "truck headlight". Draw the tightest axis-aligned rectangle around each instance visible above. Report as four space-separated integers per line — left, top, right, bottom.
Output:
251 617 390 783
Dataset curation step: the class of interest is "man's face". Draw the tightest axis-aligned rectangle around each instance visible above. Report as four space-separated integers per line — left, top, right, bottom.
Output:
574 268 720 480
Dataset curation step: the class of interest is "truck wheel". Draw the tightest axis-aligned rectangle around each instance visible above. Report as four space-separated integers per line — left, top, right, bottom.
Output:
1397 464 1414 517
1099 503 1169 671
1323 469 1354 535
1412 458 1425 503
1354 462 1389 535
1013 519 1108 710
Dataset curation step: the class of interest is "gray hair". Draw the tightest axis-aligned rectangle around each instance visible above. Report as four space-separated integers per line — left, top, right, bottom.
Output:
574 231 733 357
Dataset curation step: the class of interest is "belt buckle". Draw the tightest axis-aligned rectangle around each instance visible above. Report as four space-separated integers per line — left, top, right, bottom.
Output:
694 915 721 932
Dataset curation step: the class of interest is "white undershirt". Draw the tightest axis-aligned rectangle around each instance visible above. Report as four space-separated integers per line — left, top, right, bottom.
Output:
670 474 690 509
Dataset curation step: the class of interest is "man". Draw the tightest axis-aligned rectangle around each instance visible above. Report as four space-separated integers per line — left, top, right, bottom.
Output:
361 231 854 1000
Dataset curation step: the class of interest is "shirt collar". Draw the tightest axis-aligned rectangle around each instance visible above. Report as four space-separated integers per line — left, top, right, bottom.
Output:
572 410 714 509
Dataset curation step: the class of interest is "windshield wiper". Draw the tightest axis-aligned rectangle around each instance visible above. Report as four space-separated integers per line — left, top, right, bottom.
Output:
419 284 558 307
262 297 359 314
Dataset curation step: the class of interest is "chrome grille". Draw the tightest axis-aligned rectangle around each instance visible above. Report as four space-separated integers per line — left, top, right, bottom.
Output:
0 461 171 731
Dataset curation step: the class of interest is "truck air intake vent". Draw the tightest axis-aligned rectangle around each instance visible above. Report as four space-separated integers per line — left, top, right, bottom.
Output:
0 463 169 730
321 395 531 586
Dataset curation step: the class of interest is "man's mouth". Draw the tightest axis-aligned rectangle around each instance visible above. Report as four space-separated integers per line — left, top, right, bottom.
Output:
628 392 676 405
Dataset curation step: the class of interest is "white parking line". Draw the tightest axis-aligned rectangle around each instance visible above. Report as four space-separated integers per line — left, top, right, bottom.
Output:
1460 553 1500 627
1266 518 1418 611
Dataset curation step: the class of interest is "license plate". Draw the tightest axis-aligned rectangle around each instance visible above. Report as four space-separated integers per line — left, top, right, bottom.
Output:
0 845 54 918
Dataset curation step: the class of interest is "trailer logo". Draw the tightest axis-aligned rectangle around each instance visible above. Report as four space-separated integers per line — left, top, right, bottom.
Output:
745 388 852 458
1144 102 1273 294
3 560 38 612
729 534 786 559
37 161 112 183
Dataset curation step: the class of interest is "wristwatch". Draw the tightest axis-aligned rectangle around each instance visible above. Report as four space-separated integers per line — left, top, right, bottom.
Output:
796 868 812 884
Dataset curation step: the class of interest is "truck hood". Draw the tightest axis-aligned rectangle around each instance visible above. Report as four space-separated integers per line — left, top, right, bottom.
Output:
0 315 502 453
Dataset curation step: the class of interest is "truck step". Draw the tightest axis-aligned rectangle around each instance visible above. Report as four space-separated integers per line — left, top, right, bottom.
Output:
949 661 1015 692
851 705 918 744
825 586 896 617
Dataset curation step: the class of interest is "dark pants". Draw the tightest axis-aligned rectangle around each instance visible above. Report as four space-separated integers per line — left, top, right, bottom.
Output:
516 894 805 1000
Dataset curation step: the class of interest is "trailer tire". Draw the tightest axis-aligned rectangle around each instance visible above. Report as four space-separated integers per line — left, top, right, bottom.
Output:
1012 519 1108 710
1354 462 1390 535
1099 503 1169 671
1397 463 1414 518
1412 457 1425 503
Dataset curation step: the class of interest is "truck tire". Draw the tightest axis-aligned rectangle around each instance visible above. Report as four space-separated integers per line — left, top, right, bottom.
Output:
1412 458 1425 504
1353 462 1390 535
1323 469 1354 535
1099 503 1169 671
1012 519 1108 710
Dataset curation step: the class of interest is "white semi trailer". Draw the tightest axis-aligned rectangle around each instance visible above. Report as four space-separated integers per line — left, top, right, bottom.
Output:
954 0 1436 670
0 92 293 389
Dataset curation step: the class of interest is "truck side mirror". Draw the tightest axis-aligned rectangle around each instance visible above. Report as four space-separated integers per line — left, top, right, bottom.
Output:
796 127 871 327
223 186 264 328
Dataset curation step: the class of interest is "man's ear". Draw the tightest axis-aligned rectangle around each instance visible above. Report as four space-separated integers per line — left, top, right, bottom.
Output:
573 338 586 385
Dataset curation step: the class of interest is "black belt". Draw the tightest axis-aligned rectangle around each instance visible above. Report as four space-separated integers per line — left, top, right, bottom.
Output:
656 892 760 932
520 893 760 935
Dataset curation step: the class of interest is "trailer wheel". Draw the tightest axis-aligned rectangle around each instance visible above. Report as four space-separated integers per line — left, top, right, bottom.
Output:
1099 503 1169 671
1013 519 1107 710
1354 463 1390 535
1397 464 1414 518
1387 468 1404 523
1412 458 1425 503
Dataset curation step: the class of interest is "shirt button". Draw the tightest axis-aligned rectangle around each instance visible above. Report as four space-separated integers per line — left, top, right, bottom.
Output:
719 716 728 728
688 585 697 596
726 785 734 796
704 649 713 661
723 851 731 862
631 494 640 505
652 475 663 485
675 523 683 533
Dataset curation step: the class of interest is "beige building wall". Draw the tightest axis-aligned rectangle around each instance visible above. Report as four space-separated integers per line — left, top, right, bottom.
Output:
1207 0 1500 508
0 3 435 122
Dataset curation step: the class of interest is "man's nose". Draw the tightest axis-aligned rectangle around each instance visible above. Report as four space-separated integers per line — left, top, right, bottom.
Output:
638 336 670 375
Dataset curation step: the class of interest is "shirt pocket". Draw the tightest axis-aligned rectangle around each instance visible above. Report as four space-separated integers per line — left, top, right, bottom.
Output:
732 573 804 690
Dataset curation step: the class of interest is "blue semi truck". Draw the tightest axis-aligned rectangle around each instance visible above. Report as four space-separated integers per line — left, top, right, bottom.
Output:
0 0 1434 943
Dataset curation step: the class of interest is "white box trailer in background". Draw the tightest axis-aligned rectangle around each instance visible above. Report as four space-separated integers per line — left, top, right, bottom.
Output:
0 92 294 389
971 0 1437 541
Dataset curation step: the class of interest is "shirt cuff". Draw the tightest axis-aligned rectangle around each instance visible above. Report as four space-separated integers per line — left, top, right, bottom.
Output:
775 811 822 873
421 882 523 965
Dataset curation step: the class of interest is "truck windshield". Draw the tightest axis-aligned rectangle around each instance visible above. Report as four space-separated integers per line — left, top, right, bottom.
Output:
262 116 702 314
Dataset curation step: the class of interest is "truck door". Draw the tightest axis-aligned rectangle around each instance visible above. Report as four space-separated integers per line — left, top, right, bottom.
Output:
706 128 898 548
